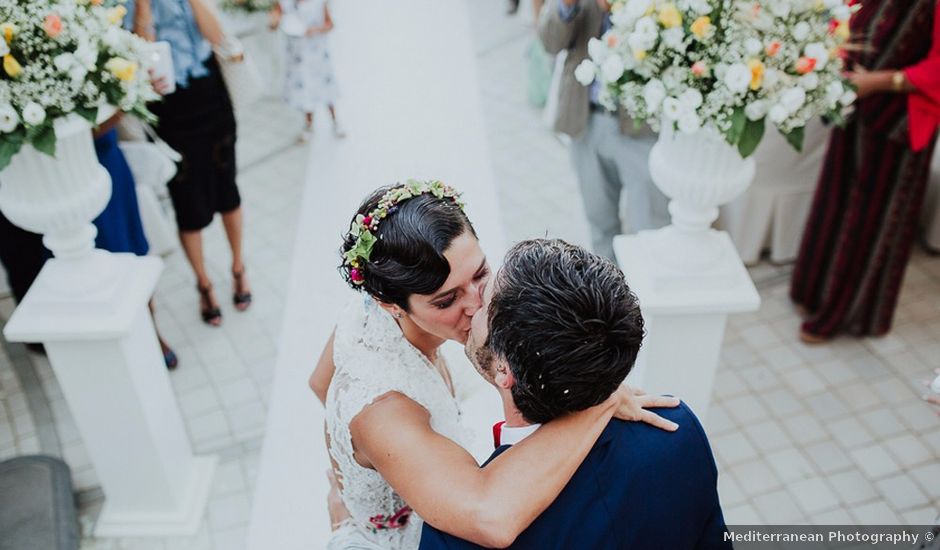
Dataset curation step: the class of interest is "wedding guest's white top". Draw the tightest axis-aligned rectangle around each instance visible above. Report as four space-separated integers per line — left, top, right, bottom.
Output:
326 297 470 549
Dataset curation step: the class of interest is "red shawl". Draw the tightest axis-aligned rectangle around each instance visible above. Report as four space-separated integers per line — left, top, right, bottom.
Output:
904 4 940 151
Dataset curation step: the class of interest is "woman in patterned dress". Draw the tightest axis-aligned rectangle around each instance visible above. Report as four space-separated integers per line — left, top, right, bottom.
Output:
272 0 345 140
791 0 940 342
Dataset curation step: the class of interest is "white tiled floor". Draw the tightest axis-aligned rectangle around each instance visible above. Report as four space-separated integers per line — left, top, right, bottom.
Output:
0 0 937 548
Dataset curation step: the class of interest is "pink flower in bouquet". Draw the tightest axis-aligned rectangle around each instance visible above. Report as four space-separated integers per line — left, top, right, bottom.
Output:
43 13 62 38
691 61 709 78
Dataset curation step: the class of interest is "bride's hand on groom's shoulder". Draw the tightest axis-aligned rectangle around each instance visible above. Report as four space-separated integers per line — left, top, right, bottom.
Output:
610 385 681 432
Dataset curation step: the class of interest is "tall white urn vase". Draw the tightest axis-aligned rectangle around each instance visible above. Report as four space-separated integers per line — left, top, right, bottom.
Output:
0 112 216 537
614 124 761 425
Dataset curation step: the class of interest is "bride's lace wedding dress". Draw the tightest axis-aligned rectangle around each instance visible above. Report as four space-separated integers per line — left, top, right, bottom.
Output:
326 298 471 549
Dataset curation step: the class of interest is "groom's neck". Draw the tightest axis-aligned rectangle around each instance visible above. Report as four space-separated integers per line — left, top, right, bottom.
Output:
500 392 531 428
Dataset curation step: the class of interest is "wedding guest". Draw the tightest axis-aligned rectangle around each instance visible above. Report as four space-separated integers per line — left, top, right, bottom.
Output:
527 0 553 108
93 113 178 369
270 0 345 141
538 0 669 261
125 0 253 327
791 1 940 342
0 213 45 306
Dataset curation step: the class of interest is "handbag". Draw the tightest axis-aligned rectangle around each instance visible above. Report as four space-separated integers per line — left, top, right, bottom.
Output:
115 115 181 257
188 0 265 112
213 35 266 112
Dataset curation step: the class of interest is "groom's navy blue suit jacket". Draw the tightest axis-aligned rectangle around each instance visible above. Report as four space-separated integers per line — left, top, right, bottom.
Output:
419 402 731 550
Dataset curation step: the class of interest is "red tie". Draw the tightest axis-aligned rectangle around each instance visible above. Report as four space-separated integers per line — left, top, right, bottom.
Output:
492 421 506 448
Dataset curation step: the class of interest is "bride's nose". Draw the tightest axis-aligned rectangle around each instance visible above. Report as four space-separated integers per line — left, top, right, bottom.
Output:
464 281 483 315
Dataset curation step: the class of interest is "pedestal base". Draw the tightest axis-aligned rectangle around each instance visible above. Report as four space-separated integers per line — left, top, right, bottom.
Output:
614 229 760 422
4 253 216 538
95 456 218 538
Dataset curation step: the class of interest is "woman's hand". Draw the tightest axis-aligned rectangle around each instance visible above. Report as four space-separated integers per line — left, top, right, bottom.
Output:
610 385 680 431
92 112 124 139
149 69 173 96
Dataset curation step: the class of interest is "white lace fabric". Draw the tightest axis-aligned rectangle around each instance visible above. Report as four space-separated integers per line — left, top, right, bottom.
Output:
326 297 469 549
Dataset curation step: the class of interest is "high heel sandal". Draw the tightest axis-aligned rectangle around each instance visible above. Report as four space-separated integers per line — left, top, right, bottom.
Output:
233 268 252 312
159 338 179 370
198 283 223 326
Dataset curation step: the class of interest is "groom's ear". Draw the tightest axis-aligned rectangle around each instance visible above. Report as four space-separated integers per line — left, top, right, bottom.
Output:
494 362 515 390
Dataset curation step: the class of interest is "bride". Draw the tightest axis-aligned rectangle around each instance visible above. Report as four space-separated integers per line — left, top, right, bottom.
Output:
311 180 680 549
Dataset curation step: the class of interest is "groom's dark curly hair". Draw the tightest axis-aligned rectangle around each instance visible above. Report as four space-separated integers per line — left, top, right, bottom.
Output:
486 239 644 424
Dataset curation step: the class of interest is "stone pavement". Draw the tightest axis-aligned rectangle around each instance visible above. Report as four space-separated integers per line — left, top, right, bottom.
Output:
0 1 936 548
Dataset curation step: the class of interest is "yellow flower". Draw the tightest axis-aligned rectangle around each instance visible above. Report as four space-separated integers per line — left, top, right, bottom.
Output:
747 58 764 90
0 23 16 43
3 54 21 77
658 3 682 28
106 57 137 82
834 20 849 41
633 49 647 61
690 16 712 39
107 5 127 25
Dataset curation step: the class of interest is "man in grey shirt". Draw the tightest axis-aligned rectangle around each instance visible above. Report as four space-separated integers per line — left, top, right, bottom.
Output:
539 0 669 260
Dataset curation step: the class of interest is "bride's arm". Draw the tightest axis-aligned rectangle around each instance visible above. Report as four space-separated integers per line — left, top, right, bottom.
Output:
350 387 677 548
309 330 336 405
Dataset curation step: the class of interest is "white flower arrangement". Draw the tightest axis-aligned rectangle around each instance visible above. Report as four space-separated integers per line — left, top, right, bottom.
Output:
577 0 858 156
219 0 278 14
0 0 158 169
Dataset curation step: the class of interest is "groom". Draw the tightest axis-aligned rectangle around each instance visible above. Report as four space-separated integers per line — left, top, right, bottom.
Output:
420 239 731 549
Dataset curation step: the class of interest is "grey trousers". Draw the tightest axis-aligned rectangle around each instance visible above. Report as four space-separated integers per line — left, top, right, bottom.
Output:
570 112 670 261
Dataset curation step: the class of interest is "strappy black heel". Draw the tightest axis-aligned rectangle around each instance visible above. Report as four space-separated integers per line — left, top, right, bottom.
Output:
233 268 252 311
198 283 222 326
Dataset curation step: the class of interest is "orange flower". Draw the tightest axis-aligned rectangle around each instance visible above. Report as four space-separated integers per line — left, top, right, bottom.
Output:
43 13 62 38
765 41 781 57
90 0 104 5
795 56 817 74
606 34 619 48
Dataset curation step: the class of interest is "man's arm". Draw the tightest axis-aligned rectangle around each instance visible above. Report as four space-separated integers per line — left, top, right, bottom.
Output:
351 391 619 549
538 0 584 55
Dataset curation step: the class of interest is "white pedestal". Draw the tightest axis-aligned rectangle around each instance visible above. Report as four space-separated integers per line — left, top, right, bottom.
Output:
614 230 760 421
3 254 216 538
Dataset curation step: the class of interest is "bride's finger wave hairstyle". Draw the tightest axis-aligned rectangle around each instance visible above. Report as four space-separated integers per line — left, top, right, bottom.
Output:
339 184 477 310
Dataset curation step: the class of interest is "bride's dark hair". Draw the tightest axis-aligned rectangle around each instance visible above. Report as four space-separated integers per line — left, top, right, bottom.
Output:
340 184 476 311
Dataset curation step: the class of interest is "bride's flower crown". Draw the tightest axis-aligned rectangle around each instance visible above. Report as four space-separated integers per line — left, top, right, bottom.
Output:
342 179 465 286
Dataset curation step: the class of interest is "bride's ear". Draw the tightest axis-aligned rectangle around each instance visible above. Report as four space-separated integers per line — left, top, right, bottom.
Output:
374 298 405 319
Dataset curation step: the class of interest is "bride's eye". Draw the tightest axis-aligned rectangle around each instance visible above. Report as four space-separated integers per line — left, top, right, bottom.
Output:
474 267 490 281
436 297 456 309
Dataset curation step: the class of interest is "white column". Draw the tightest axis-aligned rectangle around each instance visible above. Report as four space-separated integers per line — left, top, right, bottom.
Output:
615 231 760 422
614 126 761 422
0 112 215 537
3 254 216 537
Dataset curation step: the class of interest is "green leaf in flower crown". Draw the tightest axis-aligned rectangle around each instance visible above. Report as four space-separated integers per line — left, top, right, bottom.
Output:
75 106 99 125
28 124 57 157
782 126 805 153
737 117 765 158
355 229 377 262
725 107 746 147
